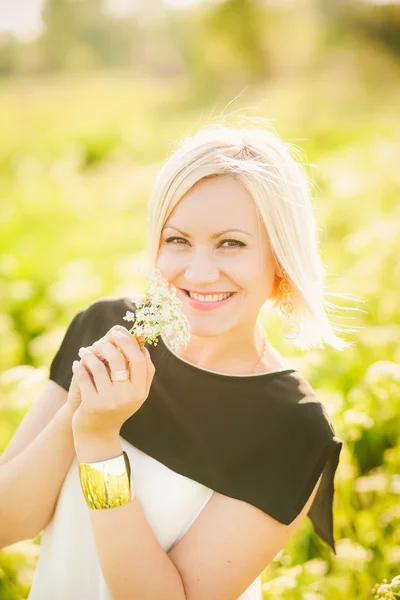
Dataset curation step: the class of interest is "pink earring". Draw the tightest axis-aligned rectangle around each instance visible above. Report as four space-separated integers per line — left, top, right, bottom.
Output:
279 270 301 340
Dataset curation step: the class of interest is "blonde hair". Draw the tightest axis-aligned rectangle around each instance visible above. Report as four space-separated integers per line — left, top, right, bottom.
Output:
146 122 354 351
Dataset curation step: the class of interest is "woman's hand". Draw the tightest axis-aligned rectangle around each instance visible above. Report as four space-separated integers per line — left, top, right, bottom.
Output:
70 325 155 444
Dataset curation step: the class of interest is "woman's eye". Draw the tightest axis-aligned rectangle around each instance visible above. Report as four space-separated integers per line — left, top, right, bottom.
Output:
165 237 188 246
164 237 245 249
221 239 246 248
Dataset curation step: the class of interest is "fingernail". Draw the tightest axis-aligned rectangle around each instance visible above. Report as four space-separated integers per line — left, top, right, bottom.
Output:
112 331 125 339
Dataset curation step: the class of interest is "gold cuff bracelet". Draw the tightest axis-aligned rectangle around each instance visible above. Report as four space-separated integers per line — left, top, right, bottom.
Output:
78 451 133 510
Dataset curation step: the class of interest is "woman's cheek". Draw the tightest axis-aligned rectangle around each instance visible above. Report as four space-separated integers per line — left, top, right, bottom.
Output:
155 249 182 279
155 248 172 271
234 255 259 279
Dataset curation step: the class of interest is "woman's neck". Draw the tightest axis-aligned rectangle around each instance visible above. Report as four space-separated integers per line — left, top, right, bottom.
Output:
165 326 285 376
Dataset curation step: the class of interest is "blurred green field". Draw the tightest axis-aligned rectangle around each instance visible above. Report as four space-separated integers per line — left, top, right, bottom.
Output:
0 63 399 599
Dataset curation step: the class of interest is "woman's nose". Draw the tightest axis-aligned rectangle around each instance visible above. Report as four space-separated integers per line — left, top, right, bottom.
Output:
184 243 226 283
185 260 218 281
185 266 218 281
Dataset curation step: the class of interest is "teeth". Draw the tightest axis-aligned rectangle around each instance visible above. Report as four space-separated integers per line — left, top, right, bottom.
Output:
188 292 233 302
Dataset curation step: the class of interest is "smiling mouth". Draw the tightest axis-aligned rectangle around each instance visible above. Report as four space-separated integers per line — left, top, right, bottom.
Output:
182 290 237 304
183 290 235 297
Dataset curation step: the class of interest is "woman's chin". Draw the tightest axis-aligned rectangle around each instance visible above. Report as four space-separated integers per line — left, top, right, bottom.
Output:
186 318 236 337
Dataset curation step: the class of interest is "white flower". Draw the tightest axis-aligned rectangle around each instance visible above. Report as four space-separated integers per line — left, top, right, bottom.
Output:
123 266 191 351
373 574 400 599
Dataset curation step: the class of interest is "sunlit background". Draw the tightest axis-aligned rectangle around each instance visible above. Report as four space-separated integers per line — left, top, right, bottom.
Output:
0 1 399 598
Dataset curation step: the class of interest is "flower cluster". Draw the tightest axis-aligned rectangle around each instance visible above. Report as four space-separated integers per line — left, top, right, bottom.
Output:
123 265 191 352
372 575 400 599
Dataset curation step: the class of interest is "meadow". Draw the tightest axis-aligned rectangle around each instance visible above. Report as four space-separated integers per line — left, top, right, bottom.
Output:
0 57 399 598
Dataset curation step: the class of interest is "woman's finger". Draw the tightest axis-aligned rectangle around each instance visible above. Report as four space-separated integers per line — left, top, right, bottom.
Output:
83 336 109 362
109 329 147 393
76 350 113 396
71 360 97 400
86 329 137 363
79 339 128 375
78 327 146 391
74 354 97 387
111 329 146 364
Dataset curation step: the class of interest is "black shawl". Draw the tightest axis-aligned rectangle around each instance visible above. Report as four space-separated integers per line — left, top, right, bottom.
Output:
49 296 343 554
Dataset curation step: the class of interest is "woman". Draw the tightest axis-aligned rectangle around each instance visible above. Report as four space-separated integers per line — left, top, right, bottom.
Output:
0 124 345 599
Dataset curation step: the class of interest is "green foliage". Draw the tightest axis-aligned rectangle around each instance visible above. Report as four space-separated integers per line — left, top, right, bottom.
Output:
1 0 400 82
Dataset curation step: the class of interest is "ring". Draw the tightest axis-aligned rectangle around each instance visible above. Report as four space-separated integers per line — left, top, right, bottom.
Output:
111 369 130 383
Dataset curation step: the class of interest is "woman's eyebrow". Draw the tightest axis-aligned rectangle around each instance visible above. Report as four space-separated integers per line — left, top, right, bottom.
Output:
163 225 255 238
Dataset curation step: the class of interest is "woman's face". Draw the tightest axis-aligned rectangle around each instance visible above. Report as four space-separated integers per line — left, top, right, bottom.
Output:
155 175 278 338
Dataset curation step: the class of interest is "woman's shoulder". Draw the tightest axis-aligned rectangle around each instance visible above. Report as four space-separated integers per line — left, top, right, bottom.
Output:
276 369 339 443
56 294 141 346
80 294 143 322
84 293 141 311
48 295 143 391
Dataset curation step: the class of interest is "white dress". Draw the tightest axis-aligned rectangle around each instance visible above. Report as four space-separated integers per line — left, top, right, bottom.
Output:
28 436 262 600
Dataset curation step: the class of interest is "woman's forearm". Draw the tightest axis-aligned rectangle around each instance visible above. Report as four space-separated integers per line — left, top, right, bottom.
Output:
0 405 75 547
75 437 187 600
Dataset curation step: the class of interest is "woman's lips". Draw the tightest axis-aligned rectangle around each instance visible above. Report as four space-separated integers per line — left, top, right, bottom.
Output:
177 289 237 311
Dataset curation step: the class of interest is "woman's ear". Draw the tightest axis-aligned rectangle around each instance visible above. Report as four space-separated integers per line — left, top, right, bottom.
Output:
269 270 282 303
